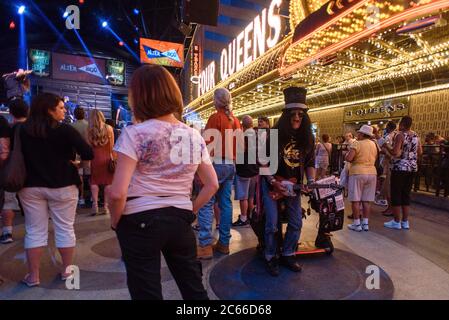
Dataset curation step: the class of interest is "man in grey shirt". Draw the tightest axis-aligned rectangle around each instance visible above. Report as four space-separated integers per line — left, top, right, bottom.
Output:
71 106 90 206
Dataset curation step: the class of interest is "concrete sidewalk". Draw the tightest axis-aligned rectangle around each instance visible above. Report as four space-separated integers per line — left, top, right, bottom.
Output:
1 199 449 300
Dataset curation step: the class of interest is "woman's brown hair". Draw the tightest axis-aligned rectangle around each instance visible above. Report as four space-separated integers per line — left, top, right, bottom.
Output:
321 134 330 143
129 65 183 122
24 93 63 138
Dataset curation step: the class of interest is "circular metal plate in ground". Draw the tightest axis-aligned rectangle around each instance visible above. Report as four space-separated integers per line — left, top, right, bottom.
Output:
209 248 394 300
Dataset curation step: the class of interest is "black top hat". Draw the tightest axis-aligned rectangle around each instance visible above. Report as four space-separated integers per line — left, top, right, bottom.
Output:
283 86 308 110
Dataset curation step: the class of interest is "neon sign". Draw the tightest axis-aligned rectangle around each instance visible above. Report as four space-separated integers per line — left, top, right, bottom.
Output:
219 0 283 81
199 61 216 96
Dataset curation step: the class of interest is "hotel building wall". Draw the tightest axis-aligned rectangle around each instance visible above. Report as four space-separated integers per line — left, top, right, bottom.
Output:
308 89 449 141
410 89 449 140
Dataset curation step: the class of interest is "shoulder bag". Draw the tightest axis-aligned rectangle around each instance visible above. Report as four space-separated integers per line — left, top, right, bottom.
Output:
0 124 26 192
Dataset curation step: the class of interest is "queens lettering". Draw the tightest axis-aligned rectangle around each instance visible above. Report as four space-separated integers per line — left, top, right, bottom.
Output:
199 61 215 96
220 0 282 81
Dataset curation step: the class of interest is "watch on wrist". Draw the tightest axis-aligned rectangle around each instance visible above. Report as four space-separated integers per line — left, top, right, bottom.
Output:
307 178 315 185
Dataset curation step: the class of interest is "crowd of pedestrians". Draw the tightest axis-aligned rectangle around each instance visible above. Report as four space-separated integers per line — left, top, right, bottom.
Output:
0 63 432 299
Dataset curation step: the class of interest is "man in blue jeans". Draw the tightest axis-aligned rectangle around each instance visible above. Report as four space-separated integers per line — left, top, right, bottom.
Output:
197 163 235 259
197 88 240 259
261 87 316 276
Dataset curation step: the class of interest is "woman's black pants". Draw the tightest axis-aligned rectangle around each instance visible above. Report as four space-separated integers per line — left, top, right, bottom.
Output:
116 207 208 300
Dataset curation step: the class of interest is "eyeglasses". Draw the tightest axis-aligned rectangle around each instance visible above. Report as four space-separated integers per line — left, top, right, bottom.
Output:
290 110 305 117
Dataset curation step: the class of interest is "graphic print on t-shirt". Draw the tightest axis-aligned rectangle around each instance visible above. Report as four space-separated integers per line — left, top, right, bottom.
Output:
283 139 301 169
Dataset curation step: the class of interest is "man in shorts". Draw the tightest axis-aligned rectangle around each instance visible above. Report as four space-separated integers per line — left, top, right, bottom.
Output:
232 115 258 227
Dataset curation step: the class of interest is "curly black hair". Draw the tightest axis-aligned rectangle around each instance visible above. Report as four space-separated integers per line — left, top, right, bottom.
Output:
273 109 315 153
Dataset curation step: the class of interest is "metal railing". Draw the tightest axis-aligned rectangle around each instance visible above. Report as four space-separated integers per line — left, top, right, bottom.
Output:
414 144 449 197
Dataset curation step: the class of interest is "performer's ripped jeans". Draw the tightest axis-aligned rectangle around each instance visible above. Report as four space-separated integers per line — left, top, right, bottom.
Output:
261 179 302 260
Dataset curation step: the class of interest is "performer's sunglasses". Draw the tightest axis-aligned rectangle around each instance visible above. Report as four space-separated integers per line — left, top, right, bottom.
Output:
290 110 305 117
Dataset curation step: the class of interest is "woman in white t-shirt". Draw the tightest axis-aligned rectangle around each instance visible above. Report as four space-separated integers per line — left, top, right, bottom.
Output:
108 65 219 300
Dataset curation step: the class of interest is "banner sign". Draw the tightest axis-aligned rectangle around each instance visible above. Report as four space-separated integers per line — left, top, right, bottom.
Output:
344 98 410 122
52 52 105 84
29 49 51 77
106 60 125 86
140 38 184 68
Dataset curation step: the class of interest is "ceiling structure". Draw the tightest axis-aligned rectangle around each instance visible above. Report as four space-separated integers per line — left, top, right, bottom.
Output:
184 0 449 122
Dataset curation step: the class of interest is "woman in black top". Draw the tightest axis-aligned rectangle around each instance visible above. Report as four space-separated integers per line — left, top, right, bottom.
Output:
18 93 93 287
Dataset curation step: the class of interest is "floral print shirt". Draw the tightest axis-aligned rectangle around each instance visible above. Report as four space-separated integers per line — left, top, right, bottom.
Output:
392 131 419 172
114 119 210 214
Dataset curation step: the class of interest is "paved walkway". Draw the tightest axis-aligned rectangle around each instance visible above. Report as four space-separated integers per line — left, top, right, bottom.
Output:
1 199 449 300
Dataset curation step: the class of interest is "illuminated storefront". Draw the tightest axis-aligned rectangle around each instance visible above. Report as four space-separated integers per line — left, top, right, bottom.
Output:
184 0 449 139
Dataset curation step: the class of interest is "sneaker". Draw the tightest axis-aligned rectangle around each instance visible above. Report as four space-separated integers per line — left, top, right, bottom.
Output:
197 245 213 260
21 274 40 287
232 216 249 227
0 233 13 244
348 224 362 232
265 257 280 277
401 221 410 230
374 199 388 206
362 224 369 232
384 220 402 230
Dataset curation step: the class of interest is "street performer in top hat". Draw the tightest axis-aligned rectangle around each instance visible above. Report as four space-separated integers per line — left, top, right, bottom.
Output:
261 86 316 277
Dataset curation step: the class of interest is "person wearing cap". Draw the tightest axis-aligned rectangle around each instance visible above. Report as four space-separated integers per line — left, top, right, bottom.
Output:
261 86 316 276
345 125 378 232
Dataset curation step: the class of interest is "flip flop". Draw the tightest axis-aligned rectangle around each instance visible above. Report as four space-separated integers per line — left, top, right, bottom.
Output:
22 274 40 287
61 273 74 281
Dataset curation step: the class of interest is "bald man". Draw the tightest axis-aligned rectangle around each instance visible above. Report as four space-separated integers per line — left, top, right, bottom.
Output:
233 115 259 227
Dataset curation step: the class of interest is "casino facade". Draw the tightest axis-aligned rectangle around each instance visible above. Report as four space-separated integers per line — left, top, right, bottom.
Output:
183 0 449 140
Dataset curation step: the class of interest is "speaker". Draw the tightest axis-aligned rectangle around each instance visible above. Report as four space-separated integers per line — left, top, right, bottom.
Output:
185 0 219 26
